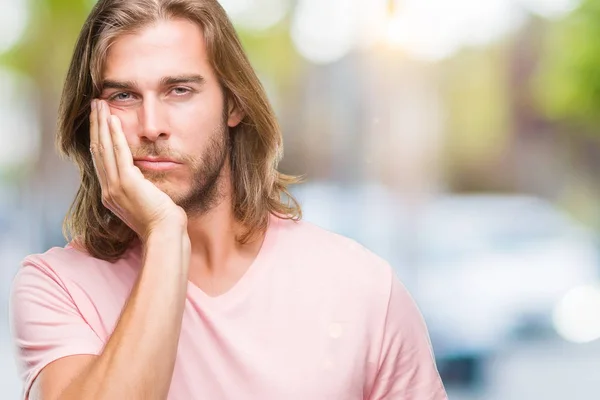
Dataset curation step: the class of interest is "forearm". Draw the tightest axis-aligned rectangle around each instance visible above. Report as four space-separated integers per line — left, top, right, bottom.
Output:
59 228 190 400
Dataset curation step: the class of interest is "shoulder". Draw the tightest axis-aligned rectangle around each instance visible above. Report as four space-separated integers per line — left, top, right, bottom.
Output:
12 243 140 307
276 217 397 306
13 246 96 293
20 245 98 277
278 217 393 273
20 243 131 275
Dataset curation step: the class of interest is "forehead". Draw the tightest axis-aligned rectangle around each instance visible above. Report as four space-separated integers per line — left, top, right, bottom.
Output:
102 18 214 83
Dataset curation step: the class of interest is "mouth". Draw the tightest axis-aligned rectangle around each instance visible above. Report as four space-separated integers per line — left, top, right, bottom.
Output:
133 157 182 171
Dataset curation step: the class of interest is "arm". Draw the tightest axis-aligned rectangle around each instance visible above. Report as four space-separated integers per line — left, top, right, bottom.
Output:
29 99 190 400
368 273 448 400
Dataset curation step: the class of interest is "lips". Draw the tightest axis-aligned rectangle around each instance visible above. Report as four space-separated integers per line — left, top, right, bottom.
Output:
133 157 182 171
133 157 181 163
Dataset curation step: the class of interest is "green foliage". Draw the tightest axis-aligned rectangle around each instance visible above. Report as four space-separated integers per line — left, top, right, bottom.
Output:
0 0 93 87
534 0 600 132
236 20 304 85
438 44 512 166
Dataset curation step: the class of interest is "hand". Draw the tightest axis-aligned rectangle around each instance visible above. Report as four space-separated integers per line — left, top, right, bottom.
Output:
89 99 187 240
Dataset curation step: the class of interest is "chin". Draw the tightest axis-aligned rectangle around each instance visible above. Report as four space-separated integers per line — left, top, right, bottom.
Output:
160 184 187 202
145 177 180 198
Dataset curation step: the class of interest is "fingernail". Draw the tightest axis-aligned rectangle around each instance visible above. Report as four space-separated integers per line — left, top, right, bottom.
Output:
99 101 104 111
91 100 96 110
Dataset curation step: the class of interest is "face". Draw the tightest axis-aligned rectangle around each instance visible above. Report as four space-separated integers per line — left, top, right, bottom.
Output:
100 19 243 215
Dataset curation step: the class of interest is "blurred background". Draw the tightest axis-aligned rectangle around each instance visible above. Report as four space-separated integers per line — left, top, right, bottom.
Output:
1 0 600 398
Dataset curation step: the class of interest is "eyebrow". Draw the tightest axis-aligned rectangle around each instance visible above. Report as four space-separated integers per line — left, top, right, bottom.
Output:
100 74 206 91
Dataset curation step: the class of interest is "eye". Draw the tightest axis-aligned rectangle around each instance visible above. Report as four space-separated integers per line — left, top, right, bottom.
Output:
171 87 191 96
109 92 133 101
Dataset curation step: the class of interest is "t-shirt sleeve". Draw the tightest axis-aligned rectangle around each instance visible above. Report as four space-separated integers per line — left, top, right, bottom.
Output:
368 274 448 400
9 259 105 399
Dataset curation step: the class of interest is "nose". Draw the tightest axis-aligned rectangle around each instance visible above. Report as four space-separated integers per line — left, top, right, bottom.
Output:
138 97 170 142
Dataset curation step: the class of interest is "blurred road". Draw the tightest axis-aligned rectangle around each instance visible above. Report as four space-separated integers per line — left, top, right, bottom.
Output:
448 337 600 400
0 324 21 399
0 235 27 400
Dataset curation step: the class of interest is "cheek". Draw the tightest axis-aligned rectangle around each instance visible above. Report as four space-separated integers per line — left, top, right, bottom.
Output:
173 103 220 138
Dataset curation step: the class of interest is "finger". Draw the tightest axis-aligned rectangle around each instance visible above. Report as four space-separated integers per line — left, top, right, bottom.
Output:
98 100 119 186
89 100 108 189
108 115 134 176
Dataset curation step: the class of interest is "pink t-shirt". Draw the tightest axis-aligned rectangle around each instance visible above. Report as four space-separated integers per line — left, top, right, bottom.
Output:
10 216 447 400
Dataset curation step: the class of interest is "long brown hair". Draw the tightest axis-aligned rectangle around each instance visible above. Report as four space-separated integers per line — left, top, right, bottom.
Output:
58 0 302 261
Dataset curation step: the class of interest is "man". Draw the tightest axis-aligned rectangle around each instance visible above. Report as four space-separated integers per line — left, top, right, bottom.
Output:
10 0 448 399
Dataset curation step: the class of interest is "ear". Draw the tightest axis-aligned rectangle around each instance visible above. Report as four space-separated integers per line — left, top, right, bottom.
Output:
227 98 245 128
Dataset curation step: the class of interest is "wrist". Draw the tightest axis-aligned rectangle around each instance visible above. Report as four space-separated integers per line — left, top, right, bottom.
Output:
142 228 191 274
144 212 188 242
144 223 188 245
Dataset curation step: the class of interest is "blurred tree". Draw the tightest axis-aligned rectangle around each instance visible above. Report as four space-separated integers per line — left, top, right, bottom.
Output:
437 43 514 192
2 0 92 83
532 1 600 230
0 0 93 250
534 0 600 135
237 22 303 88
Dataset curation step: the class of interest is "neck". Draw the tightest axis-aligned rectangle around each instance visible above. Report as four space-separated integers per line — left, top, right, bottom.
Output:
186 194 242 270
185 168 266 293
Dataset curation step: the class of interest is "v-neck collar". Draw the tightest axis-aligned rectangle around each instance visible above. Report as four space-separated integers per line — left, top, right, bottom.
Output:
186 214 281 309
